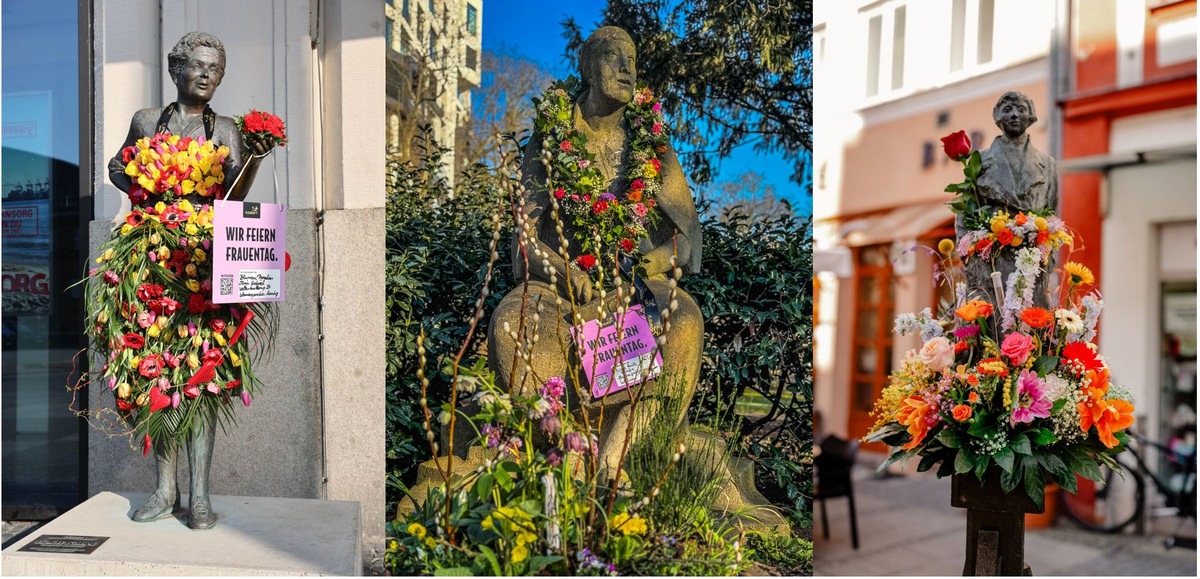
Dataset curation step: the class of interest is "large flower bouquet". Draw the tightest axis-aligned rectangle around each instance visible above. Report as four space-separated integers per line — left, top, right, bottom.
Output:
81 124 277 453
864 132 1133 507
531 77 667 278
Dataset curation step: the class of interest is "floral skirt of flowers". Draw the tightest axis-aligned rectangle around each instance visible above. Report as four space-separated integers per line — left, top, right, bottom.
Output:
84 199 273 452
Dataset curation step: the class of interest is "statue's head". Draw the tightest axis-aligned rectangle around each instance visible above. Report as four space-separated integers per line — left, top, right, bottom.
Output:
167 32 226 105
992 91 1037 139
578 26 637 105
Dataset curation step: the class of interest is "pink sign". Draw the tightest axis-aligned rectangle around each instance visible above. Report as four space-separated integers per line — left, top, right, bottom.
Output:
211 201 287 304
571 305 664 399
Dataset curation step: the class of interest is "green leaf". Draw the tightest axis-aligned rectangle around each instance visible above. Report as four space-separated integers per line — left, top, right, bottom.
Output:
973 454 989 480
1000 461 1021 493
936 429 963 449
1032 355 1058 377
1031 428 1057 446
474 474 493 501
528 556 564 574
965 151 982 180
917 452 942 473
994 446 1015 473
1010 434 1032 456
954 448 974 474
937 454 959 478
433 567 474 576
477 544 503 576
1023 465 1046 511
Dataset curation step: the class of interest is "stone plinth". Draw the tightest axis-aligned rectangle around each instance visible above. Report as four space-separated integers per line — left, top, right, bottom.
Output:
1 492 360 576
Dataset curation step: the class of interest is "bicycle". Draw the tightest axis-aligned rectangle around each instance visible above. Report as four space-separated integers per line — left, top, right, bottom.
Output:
1058 427 1196 548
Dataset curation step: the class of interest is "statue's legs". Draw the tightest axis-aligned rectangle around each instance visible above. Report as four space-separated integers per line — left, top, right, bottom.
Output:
186 406 218 529
131 440 182 522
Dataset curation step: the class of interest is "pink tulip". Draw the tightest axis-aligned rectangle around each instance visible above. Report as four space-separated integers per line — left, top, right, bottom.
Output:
241 392 252 407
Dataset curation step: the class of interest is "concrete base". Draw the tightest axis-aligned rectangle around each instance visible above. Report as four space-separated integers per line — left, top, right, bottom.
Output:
1 492 360 575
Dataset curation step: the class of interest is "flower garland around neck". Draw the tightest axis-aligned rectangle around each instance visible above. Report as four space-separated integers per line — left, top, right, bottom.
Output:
531 76 669 279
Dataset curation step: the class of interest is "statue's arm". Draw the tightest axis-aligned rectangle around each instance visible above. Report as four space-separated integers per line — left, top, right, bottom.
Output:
640 142 701 277
219 118 268 202
108 110 156 193
518 136 592 301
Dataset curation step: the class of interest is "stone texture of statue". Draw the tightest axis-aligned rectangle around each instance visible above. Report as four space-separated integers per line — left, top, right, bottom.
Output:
956 91 1058 312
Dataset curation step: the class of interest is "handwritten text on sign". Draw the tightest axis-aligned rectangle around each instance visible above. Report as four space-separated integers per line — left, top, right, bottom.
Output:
571 305 663 399
212 201 287 303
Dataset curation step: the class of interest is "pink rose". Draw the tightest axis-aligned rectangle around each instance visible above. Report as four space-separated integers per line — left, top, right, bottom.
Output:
919 336 955 372
1001 332 1035 367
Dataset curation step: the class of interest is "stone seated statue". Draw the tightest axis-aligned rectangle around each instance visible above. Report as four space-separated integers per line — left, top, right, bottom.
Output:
486 26 704 483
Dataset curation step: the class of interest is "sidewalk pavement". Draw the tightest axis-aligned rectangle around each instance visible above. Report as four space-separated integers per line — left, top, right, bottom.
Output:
814 462 1197 576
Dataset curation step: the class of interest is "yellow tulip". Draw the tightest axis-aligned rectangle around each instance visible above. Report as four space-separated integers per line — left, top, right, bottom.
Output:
97 311 109 324
147 325 161 338
187 353 200 369
230 351 241 367
129 356 141 369
149 233 161 245
121 224 133 236
117 382 131 399
177 325 189 339
194 249 207 262
213 332 227 347
191 335 203 348
136 393 149 407
178 200 195 213
185 264 198 277
186 279 201 292
157 247 170 261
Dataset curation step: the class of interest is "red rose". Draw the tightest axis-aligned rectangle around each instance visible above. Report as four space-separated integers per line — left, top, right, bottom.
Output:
188 294 208 314
123 333 146 349
940 130 971 160
554 188 565 199
975 237 993 254
631 179 645 191
138 354 163 378
209 319 226 333
1036 230 1049 245
592 201 608 214
575 254 597 271
620 238 635 253
649 158 662 171
559 140 573 153
136 283 165 302
996 229 1014 246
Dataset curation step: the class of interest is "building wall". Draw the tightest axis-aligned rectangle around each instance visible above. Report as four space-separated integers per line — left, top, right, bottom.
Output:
89 0 385 570
813 0 1055 441
385 0 482 179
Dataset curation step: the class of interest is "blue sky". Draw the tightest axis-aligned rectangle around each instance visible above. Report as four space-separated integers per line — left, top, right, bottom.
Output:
481 0 811 216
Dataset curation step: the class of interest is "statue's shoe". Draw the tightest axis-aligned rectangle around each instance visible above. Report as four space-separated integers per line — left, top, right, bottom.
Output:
188 496 217 530
131 490 179 522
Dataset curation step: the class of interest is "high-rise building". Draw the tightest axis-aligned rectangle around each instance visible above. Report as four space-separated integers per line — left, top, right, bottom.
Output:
386 0 484 181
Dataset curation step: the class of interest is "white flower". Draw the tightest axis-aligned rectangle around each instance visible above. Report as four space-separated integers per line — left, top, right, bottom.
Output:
1043 373 1075 403
1055 309 1085 334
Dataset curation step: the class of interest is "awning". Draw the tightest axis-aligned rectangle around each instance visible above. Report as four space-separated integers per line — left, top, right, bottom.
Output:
837 201 955 247
814 246 853 278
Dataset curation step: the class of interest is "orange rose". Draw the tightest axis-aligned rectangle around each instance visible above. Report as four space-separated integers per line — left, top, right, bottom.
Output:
896 396 934 450
1015 212 1028 226
997 229 1014 246
952 404 973 422
968 390 980 403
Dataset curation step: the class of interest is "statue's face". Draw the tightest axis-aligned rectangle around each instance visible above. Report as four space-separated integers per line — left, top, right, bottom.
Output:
586 39 636 104
994 98 1033 139
175 46 223 104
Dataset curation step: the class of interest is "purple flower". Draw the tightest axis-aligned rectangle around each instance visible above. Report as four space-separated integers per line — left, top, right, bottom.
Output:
953 325 980 339
541 414 562 436
1011 369 1052 424
482 424 502 448
546 447 563 467
599 193 617 202
564 431 587 453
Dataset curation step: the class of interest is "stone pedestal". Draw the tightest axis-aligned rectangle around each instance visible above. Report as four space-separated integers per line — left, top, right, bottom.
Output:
952 472 1043 576
2 491 361 575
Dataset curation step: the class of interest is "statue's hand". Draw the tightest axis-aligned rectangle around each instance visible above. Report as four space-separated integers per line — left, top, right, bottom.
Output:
567 268 594 304
246 133 276 157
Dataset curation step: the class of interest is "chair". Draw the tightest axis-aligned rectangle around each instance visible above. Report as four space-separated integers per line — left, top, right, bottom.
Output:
814 434 860 549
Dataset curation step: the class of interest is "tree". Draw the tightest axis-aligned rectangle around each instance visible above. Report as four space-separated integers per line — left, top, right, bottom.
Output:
698 170 797 222
563 0 813 187
457 48 555 168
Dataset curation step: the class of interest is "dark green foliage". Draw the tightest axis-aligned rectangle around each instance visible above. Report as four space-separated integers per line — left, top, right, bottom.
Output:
745 533 813 576
563 0 813 185
385 130 516 507
683 204 813 528
385 132 813 530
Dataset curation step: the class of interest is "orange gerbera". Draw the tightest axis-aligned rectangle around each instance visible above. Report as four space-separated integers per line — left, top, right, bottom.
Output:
896 396 934 450
1020 307 1054 329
